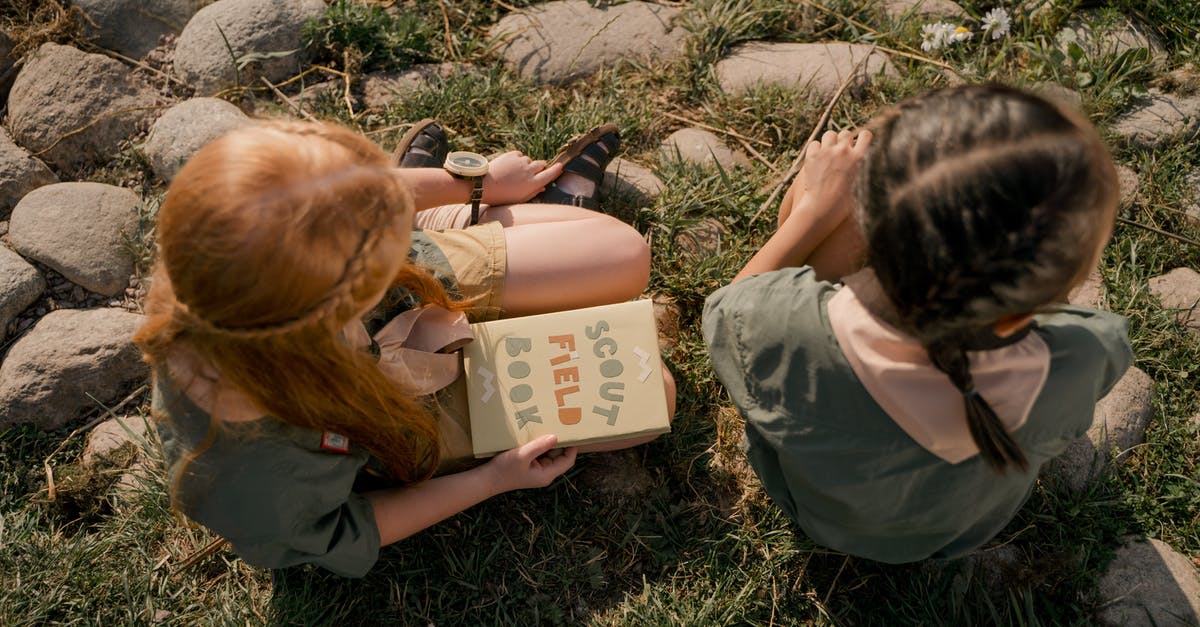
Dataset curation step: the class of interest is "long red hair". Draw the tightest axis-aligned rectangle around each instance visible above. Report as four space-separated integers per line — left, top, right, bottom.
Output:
135 120 456 483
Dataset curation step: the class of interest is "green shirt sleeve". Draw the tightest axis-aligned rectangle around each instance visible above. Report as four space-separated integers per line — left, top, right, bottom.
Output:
165 420 383 578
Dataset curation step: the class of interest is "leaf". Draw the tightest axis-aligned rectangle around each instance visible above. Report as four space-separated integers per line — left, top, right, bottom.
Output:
236 48 301 70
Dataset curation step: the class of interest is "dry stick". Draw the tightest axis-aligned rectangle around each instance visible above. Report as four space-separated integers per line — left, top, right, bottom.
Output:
736 135 782 174
1117 217 1200 248
822 554 850 607
438 0 461 61
90 46 188 87
659 111 772 147
341 49 357 122
42 384 149 501
260 76 318 122
173 537 230 575
29 106 168 158
750 50 873 224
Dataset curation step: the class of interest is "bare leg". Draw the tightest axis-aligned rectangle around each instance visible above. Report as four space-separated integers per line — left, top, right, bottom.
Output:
777 163 866 281
479 204 650 316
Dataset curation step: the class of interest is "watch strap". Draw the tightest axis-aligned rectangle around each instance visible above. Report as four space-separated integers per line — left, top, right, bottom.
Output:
468 176 483 225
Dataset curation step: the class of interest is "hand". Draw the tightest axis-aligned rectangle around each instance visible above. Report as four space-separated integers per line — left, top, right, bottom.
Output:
481 151 564 206
789 129 873 226
484 434 578 493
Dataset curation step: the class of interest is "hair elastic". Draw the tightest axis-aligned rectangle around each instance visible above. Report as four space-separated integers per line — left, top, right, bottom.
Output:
960 383 981 400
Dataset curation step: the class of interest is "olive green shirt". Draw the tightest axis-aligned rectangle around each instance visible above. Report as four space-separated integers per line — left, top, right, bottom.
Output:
702 267 1132 563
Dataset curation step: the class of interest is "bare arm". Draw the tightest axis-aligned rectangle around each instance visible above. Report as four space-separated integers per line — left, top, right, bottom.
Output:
734 130 872 283
366 435 576 546
392 152 563 212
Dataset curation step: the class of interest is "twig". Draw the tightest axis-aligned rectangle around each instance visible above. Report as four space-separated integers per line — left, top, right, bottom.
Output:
341 50 357 122
42 384 149 501
88 46 188 87
365 122 417 136
1117 217 1200 248
172 537 230 575
822 554 850 607
750 48 874 224
734 135 781 174
29 106 168 158
660 111 771 147
438 0 461 61
259 76 317 122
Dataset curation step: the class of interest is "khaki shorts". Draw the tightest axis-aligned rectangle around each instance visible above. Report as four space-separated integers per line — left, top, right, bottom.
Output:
414 205 506 322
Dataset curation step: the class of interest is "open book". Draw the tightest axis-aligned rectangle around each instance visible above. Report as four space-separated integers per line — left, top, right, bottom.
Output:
462 299 671 457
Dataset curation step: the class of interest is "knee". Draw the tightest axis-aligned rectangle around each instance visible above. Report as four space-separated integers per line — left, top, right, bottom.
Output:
596 216 650 297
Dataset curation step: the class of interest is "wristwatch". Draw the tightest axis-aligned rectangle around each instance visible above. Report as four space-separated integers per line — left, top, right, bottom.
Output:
443 151 489 225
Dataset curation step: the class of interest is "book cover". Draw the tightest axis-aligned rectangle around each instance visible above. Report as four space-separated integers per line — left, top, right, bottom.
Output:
463 299 670 457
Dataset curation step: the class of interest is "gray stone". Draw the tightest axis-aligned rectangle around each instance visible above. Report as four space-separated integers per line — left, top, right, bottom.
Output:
602 157 665 206
174 0 327 95
492 0 687 85
1149 267 1200 335
1068 268 1103 309
660 128 749 169
72 0 215 59
716 42 898 99
0 244 44 333
1030 81 1083 112
1043 367 1154 492
6 43 156 171
144 97 249 182
8 182 140 296
0 308 147 430
361 63 465 110
0 128 58 219
1116 164 1139 208
881 0 967 20
1110 90 1200 151
82 414 149 467
674 217 730 262
1097 537 1200 627
1058 10 1166 61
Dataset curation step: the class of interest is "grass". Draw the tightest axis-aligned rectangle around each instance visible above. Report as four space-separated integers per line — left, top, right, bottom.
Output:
2 0 1199 624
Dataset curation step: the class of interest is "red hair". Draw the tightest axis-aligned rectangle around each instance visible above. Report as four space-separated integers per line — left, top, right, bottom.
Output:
135 120 458 483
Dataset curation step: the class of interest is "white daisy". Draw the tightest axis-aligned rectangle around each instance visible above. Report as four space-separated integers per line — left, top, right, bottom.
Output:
921 22 958 51
982 7 1012 40
949 25 974 44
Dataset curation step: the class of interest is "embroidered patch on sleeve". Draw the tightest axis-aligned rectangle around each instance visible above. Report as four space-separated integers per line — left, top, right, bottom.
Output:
321 432 350 453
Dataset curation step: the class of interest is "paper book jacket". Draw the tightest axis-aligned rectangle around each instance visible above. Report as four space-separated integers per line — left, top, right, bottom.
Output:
463 299 670 457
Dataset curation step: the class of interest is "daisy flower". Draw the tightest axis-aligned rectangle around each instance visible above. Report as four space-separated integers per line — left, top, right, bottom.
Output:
950 25 974 44
981 7 1012 40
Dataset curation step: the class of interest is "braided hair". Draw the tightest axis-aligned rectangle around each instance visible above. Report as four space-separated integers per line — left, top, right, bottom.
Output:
855 84 1119 471
136 121 460 484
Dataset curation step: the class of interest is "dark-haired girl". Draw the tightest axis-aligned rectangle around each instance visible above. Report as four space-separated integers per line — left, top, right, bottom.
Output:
702 85 1132 562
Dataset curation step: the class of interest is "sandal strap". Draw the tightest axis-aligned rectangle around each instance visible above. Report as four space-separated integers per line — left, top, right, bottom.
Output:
560 135 618 181
539 186 600 210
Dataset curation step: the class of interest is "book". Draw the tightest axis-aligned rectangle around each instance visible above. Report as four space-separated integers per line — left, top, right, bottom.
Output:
462 299 670 457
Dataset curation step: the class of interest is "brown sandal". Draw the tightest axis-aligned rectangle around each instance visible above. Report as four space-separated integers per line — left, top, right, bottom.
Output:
391 118 448 168
535 123 621 210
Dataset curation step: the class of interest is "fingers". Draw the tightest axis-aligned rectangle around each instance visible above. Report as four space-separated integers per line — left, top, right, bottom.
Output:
518 434 558 461
533 161 563 184
853 129 873 156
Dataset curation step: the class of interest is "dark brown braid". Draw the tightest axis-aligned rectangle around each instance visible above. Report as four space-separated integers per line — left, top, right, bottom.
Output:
855 84 1119 472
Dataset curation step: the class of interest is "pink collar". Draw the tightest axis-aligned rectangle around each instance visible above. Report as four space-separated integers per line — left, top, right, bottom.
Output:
827 275 1050 463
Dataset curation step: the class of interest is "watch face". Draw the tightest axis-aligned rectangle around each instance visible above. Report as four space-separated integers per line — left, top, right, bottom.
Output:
449 154 486 169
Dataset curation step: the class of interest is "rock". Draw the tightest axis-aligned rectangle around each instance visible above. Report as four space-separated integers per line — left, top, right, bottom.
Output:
602 157 665 206
1057 10 1166 61
1149 267 1200 335
0 128 58 219
0 308 147 430
1097 537 1200 627
651 294 682 355
660 128 749 169
1116 164 1139 207
174 0 327 95
144 97 250 182
6 43 157 171
1030 81 1083 112
1042 367 1154 492
361 63 465 110
673 217 729 262
1185 170 1200 220
1110 90 1200 151
492 0 687 85
0 245 44 333
716 42 898 99
880 0 967 20
72 0 214 59
8 182 140 296
82 414 149 467
1068 268 1103 309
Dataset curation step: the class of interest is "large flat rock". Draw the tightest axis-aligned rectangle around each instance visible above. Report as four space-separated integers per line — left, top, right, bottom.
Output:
0 127 58 219
8 182 140 296
1110 90 1200 151
174 0 326 95
660 128 749 169
1057 10 1166 61
492 1 687 85
6 43 157 171
73 0 215 59
1149 267 1200 336
0 244 44 334
0 308 147 430
1097 537 1200 627
144 97 250 183
715 42 898 99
